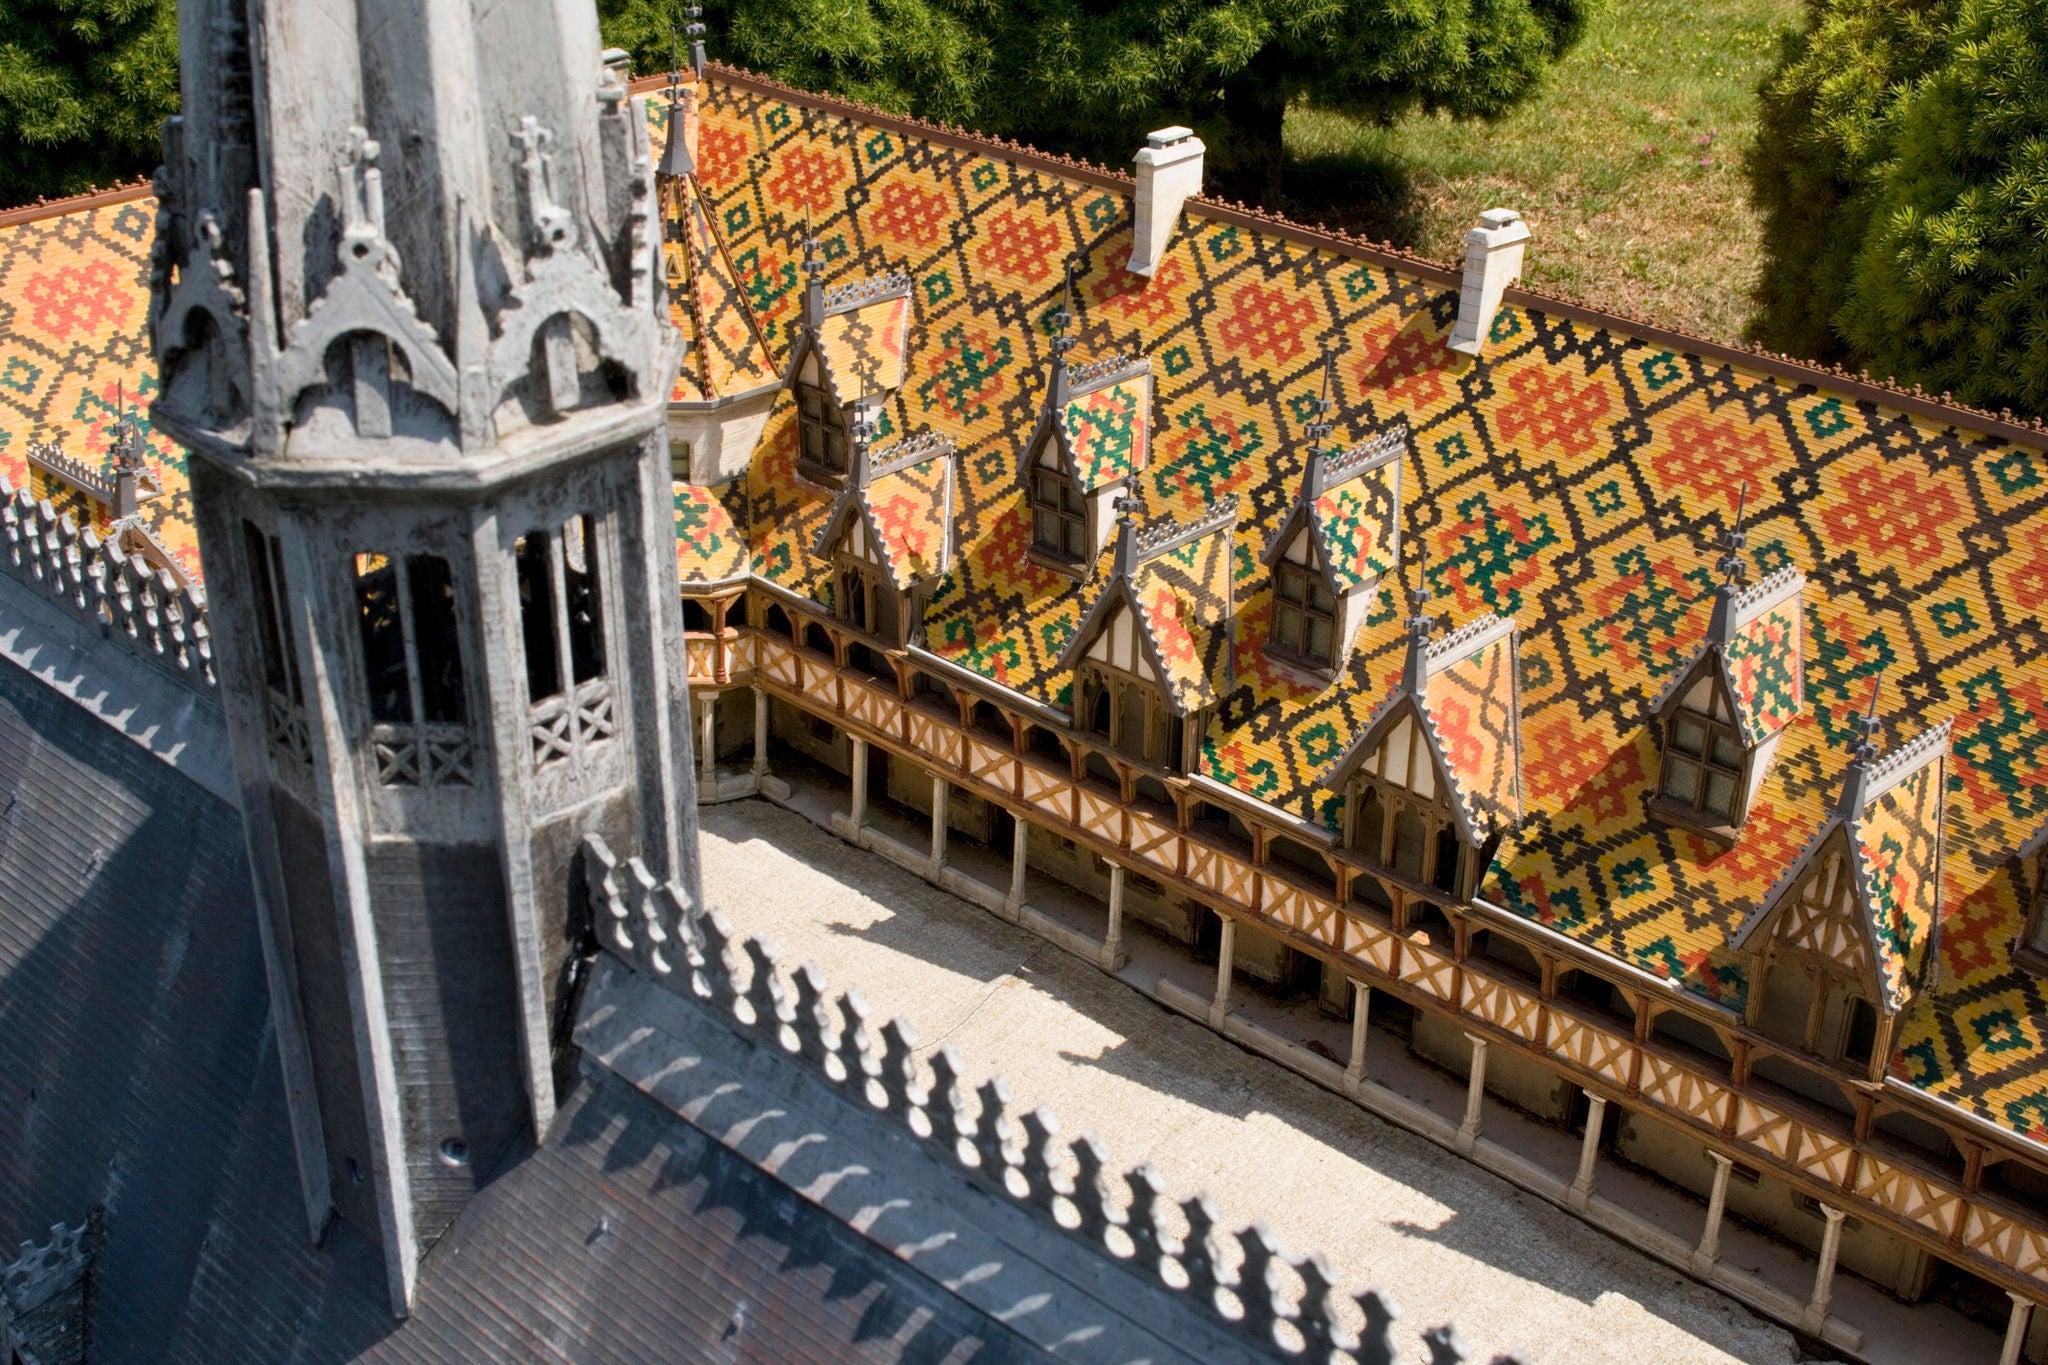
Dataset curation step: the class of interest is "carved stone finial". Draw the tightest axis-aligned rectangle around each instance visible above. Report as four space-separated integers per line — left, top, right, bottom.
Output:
338 127 400 283
513 116 579 255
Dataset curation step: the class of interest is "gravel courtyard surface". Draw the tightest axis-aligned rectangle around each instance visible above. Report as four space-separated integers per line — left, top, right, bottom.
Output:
698 798 1805 1365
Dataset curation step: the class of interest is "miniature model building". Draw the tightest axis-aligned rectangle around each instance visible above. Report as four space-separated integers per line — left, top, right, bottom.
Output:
2 2 2048 1359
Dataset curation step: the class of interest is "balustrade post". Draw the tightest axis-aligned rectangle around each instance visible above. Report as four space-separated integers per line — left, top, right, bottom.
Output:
1568 1092 1607 1211
698 696 717 789
1344 981 1372 1097
1456 1034 1488 1154
930 777 950 872
1801 1204 1847 1335
1101 862 1126 972
848 735 868 829
1004 816 1028 922
1693 1151 1734 1272
751 688 770 778
2001 1292 2037 1365
1209 917 1236 1028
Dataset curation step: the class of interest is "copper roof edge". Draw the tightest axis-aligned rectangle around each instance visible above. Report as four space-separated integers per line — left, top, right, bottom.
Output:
0 179 153 228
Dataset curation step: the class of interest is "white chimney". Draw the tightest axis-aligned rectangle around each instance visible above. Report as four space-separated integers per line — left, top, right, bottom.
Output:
1130 127 1205 278
1447 208 1531 356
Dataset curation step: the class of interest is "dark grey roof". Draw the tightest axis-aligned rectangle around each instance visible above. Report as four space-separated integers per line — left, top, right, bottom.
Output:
0 651 1054 1362
374 1068 1040 1364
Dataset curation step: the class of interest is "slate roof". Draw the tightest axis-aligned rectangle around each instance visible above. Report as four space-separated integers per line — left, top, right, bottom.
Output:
11 68 2048 1146
0 634 1068 1362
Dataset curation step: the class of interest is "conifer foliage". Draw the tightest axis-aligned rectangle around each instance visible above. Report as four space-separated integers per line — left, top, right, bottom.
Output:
600 0 1586 206
0 0 177 203
1751 0 2048 416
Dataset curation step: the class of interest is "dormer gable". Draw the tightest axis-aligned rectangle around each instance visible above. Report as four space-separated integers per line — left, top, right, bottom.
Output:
1320 583 1523 903
1648 521 1805 841
811 429 958 646
1022 349 1153 577
1260 423 1405 674
1057 492 1235 770
23 420 192 591
786 240 912 488
659 73 779 485
1734 717 1949 1076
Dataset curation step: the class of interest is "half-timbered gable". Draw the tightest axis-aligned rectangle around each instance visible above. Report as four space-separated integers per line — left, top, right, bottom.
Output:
1022 351 1153 576
1058 495 1235 771
810 429 957 646
1324 601 1523 904
1260 425 1404 674
1734 720 1949 1080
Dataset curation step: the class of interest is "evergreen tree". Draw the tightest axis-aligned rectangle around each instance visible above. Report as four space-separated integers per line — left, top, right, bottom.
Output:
0 0 178 205
1750 0 2048 415
600 0 1586 205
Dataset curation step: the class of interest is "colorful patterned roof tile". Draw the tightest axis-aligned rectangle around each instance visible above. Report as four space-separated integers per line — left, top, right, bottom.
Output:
815 285 911 406
1651 567 1805 748
1060 369 1151 492
1060 500 1236 713
1419 616 1524 839
15 70 2048 1143
1261 429 1405 596
675 477 750 584
662 169 778 404
812 432 957 590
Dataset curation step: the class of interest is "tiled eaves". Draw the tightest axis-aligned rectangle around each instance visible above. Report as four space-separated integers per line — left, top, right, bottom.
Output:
627 63 2048 456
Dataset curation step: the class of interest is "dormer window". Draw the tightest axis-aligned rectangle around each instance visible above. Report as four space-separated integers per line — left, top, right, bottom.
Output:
1649 559 1805 844
2019 829 2048 968
1260 423 1404 678
1272 559 1337 668
1019 349 1152 578
1660 677 1746 825
786 250 911 490
1031 463 1088 560
809 430 958 649
1057 497 1236 775
796 355 850 476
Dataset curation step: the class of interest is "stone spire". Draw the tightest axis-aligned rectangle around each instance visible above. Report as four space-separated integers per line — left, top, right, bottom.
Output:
151 0 699 1317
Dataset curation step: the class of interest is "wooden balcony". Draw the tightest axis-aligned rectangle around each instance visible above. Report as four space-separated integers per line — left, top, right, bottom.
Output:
732 614 2048 1306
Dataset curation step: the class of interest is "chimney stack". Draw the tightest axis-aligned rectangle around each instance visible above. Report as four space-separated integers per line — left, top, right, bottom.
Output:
1130 127 1204 278
1448 209 1530 356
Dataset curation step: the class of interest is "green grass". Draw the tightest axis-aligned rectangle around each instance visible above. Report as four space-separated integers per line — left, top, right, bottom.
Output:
1281 0 1804 344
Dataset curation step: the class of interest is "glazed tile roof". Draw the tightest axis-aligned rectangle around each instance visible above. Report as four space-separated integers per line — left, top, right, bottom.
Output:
1060 364 1152 492
676 478 750 584
662 165 778 403
11 68 2048 1144
813 432 957 589
1063 502 1237 713
815 279 911 405
1418 616 1525 839
1263 429 1405 595
0 189 198 585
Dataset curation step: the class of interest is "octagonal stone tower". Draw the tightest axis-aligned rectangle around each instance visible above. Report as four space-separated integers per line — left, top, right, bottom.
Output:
148 0 698 1313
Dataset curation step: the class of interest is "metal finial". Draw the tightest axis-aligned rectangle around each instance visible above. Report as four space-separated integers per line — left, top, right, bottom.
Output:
801 222 824 282
1112 471 1143 521
1715 481 1750 587
1304 350 1336 452
1851 675 1884 764
684 4 707 78
1406 543 1435 636
1050 258 1077 358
